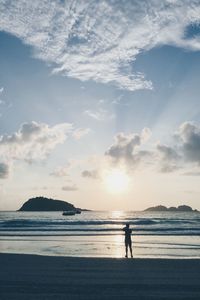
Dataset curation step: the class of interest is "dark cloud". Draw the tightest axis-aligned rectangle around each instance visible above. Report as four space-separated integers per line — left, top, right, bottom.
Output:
156 143 180 173
31 186 48 190
159 164 180 173
62 185 78 191
182 171 200 176
105 129 152 168
0 162 10 179
178 122 200 163
105 132 140 162
158 122 200 173
157 144 180 161
156 122 200 172
81 170 99 179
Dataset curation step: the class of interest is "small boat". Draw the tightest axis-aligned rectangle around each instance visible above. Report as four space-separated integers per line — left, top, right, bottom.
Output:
62 211 76 216
75 209 81 214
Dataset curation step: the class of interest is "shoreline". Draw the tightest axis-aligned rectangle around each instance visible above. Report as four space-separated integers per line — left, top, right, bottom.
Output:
0 250 200 259
1 251 200 259
1 253 200 299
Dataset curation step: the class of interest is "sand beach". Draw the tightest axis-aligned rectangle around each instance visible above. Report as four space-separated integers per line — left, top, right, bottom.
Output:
0 253 200 300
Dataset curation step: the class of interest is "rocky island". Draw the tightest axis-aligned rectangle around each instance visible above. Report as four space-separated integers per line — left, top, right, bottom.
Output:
18 197 85 212
144 205 198 212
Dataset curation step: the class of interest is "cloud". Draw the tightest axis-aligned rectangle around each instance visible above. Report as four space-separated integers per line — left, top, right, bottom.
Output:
31 186 48 190
50 167 69 177
0 162 10 179
105 128 152 168
156 122 200 172
156 143 181 173
62 185 78 191
0 87 5 107
183 171 200 176
81 169 99 179
0 121 73 163
72 128 91 139
104 122 200 173
177 122 200 164
79 122 200 176
159 164 180 173
184 190 196 194
1 1 200 90
157 144 180 161
84 109 115 121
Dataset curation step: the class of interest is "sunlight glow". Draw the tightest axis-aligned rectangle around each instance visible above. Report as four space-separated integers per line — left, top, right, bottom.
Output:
103 169 130 194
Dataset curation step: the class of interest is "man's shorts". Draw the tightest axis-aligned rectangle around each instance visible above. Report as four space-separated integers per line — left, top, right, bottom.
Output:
125 239 132 247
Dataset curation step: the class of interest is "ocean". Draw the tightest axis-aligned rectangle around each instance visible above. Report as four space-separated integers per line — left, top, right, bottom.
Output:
0 210 200 258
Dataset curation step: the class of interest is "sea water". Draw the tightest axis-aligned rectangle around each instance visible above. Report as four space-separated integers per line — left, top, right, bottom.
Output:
0 210 200 258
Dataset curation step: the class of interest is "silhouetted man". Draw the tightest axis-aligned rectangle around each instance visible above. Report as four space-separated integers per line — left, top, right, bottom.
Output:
123 223 133 258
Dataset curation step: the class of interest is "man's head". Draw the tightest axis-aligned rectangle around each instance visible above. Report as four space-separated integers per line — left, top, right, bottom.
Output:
126 223 129 228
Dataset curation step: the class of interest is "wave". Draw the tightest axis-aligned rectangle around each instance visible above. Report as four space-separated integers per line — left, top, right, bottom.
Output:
1 218 200 228
0 232 200 237
0 219 157 227
0 227 200 233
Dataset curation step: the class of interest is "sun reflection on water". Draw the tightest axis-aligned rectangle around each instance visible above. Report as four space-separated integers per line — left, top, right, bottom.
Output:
111 210 125 219
111 234 124 258
108 211 125 257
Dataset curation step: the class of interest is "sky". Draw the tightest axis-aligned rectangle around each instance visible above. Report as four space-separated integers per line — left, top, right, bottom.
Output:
0 0 200 211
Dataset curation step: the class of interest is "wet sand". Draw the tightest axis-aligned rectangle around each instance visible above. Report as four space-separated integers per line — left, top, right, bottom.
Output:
0 253 200 300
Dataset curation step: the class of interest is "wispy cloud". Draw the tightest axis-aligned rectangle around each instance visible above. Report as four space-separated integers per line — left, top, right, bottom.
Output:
0 100 5 105
72 128 91 139
0 87 5 108
1 1 200 90
84 109 115 121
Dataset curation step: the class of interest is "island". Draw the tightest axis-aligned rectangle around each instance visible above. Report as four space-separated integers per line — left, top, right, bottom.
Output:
144 205 198 212
18 196 87 212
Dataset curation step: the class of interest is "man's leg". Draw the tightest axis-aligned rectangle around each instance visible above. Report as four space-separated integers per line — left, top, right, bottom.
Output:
125 243 128 258
129 242 133 258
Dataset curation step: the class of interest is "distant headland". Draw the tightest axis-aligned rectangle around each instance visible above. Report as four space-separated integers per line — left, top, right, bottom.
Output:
18 197 89 212
144 205 199 212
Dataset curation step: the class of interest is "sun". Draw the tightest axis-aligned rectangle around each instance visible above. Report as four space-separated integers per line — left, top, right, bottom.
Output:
103 169 130 194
